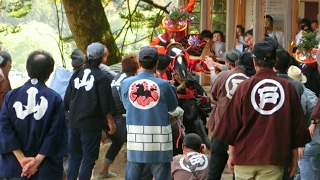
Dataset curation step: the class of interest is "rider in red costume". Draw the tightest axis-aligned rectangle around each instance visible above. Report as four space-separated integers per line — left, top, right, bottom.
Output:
150 0 195 50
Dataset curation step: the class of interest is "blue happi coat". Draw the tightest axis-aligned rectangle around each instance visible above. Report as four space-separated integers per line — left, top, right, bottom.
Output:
0 79 68 179
120 70 178 163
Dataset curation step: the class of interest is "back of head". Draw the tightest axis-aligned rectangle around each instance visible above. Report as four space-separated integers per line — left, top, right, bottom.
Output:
157 54 171 70
252 41 277 68
87 42 107 66
139 46 159 70
275 50 291 72
183 133 202 152
222 48 241 66
122 54 139 74
71 49 86 70
200 30 213 39
238 52 255 76
0 51 12 68
26 50 54 82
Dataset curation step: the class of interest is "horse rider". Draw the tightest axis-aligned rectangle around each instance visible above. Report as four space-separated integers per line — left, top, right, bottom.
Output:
150 0 195 53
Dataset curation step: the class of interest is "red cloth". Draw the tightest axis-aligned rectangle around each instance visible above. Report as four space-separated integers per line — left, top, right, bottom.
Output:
185 0 196 13
214 68 310 167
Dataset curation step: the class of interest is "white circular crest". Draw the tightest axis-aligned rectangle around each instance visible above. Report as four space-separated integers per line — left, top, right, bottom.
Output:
128 79 160 109
225 73 248 99
250 79 285 115
179 152 209 172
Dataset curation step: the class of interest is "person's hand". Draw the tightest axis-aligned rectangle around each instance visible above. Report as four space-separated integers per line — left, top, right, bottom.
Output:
309 124 316 137
298 147 304 160
21 158 38 178
288 149 298 177
227 155 234 172
18 157 36 168
108 121 116 135
101 136 108 144
204 56 215 67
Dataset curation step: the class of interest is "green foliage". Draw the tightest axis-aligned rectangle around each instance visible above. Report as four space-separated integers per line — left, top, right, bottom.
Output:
167 6 191 26
297 32 318 51
0 23 22 35
6 0 33 18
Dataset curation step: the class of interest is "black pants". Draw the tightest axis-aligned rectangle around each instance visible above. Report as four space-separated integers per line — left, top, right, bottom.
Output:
207 137 229 180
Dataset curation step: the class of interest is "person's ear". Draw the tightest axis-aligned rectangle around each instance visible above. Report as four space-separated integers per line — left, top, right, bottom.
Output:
274 58 278 67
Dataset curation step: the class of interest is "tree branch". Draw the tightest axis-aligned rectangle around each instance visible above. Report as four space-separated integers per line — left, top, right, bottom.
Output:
140 0 171 14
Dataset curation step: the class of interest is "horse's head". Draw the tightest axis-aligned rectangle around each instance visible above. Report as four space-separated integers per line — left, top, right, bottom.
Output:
166 42 189 82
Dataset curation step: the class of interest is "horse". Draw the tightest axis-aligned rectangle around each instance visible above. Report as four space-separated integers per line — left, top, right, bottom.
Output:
166 42 190 92
165 42 212 155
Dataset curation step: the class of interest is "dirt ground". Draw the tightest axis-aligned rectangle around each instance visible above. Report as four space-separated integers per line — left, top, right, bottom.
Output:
90 142 233 180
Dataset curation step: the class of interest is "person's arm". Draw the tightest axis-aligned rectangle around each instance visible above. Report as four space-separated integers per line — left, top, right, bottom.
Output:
289 148 298 177
13 149 36 168
227 145 235 172
106 113 116 135
99 77 117 135
150 36 160 46
0 78 10 109
204 56 219 85
21 154 46 178
37 99 68 158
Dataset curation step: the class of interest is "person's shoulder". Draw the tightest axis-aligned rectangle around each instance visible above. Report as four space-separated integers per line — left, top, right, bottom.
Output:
173 154 183 161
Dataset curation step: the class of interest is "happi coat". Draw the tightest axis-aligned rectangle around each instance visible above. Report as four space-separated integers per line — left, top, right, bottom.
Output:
214 68 310 167
0 79 68 179
207 66 248 135
64 65 116 130
120 70 178 163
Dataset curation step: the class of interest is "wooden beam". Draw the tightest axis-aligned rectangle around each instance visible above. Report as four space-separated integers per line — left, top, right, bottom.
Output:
253 0 264 45
284 0 292 50
291 0 299 53
236 0 246 26
226 0 236 50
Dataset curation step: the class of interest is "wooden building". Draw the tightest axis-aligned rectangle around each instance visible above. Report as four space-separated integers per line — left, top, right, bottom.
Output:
180 0 320 52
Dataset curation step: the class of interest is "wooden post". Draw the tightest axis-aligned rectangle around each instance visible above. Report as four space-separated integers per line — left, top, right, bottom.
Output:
253 0 264 45
236 0 246 26
200 0 209 31
290 0 299 54
226 0 236 50
284 0 292 51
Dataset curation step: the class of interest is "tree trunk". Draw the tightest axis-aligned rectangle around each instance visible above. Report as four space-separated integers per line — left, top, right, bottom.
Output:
62 0 120 65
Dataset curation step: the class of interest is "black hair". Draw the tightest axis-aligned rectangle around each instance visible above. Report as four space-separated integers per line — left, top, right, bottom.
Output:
312 20 318 24
301 18 311 27
292 47 298 54
0 51 12 68
26 50 54 82
274 50 291 72
157 54 171 70
236 25 245 35
139 58 158 70
244 29 253 37
301 24 312 32
86 57 102 67
255 58 276 69
200 30 213 39
238 52 255 76
265 15 273 22
212 30 224 41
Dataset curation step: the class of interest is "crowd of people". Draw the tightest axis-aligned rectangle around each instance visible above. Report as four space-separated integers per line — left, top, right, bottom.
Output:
0 13 319 180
